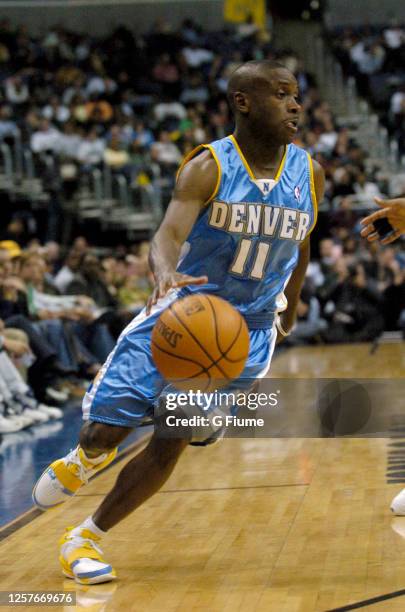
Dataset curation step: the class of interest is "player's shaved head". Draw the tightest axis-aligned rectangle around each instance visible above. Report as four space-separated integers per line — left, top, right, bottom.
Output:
226 60 293 114
227 59 301 144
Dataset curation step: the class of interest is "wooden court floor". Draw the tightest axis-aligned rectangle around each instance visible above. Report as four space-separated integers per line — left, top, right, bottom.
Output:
0 342 404 612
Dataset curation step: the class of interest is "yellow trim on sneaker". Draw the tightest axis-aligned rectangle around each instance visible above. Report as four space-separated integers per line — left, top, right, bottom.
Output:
50 447 119 495
59 555 74 578
66 545 105 566
60 526 100 545
51 460 83 493
80 529 101 541
78 446 118 471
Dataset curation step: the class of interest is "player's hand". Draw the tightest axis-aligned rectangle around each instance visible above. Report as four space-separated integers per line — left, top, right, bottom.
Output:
3 276 25 292
3 337 30 357
360 197 405 244
76 295 95 308
71 307 95 323
146 272 208 315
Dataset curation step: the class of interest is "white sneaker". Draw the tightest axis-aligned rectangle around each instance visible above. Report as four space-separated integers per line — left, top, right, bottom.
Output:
45 386 69 404
14 413 34 428
38 404 63 420
15 393 63 420
59 526 116 585
32 445 117 509
391 489 405 515
23 408 50 423
0 414 25 433
23 407 49 423
14 393 38 410
8 399 47 424
5 405 34 428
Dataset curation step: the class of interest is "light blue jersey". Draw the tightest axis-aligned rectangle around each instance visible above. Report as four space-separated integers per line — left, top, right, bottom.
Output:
178 135 317 326
83 135 317 430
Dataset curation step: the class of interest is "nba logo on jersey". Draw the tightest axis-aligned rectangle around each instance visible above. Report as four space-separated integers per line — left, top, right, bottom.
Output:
294 186 301 202
255 178 277 196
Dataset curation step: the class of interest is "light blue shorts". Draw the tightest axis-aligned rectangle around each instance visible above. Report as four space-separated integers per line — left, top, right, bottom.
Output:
82 292 277 428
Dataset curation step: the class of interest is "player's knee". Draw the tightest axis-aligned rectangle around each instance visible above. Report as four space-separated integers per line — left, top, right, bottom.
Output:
80 421 131 453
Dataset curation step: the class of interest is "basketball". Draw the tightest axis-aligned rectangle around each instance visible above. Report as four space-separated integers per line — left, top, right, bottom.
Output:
151 294 250 391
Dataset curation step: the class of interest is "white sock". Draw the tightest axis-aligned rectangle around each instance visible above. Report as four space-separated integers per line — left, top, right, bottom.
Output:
75 516 107 538
79 445 108 465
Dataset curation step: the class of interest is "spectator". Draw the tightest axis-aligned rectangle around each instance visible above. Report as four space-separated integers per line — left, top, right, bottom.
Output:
182 42 214 68
56 122 82 159
152 53 180 96
72 236 89 255
30 118 61 154
66 252 117 310
353 171 382 199
116 256 152 312
53 249 82 293
383 23 404 49
151 131 182 169
66 252 132 338
16 252 110 376
132 121 155 151
321 262 385 343
356 43 385 76
76 128 105 167
103 136 130 172
5 75 29 106
390 85 405 119
180 73 209 104
154 98 187 123
0 250 71 402
42 95 70 124
381 259 405 330
0 105 19 140
287 286 327 345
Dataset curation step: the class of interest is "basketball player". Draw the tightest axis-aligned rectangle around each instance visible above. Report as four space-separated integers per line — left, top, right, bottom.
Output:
32 60 324 584
361 196 405 244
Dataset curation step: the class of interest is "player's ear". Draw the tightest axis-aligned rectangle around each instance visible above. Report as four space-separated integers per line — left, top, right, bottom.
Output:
234 91 249 114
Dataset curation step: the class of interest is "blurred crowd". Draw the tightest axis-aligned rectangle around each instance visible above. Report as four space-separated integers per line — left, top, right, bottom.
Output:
0 18 403 433
0 237 152 432
287 236 404 347
330 22 405 156
0 17 392 235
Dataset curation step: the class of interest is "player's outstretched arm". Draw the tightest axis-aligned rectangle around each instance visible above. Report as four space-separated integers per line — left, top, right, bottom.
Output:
146 150 218 313
360 197 405 244
277 159 325 342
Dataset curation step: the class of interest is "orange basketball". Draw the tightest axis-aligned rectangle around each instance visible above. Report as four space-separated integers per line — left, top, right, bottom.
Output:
151 294 250 391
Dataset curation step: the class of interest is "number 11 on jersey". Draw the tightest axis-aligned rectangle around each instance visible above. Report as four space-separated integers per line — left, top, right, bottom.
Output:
230 239 270 280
